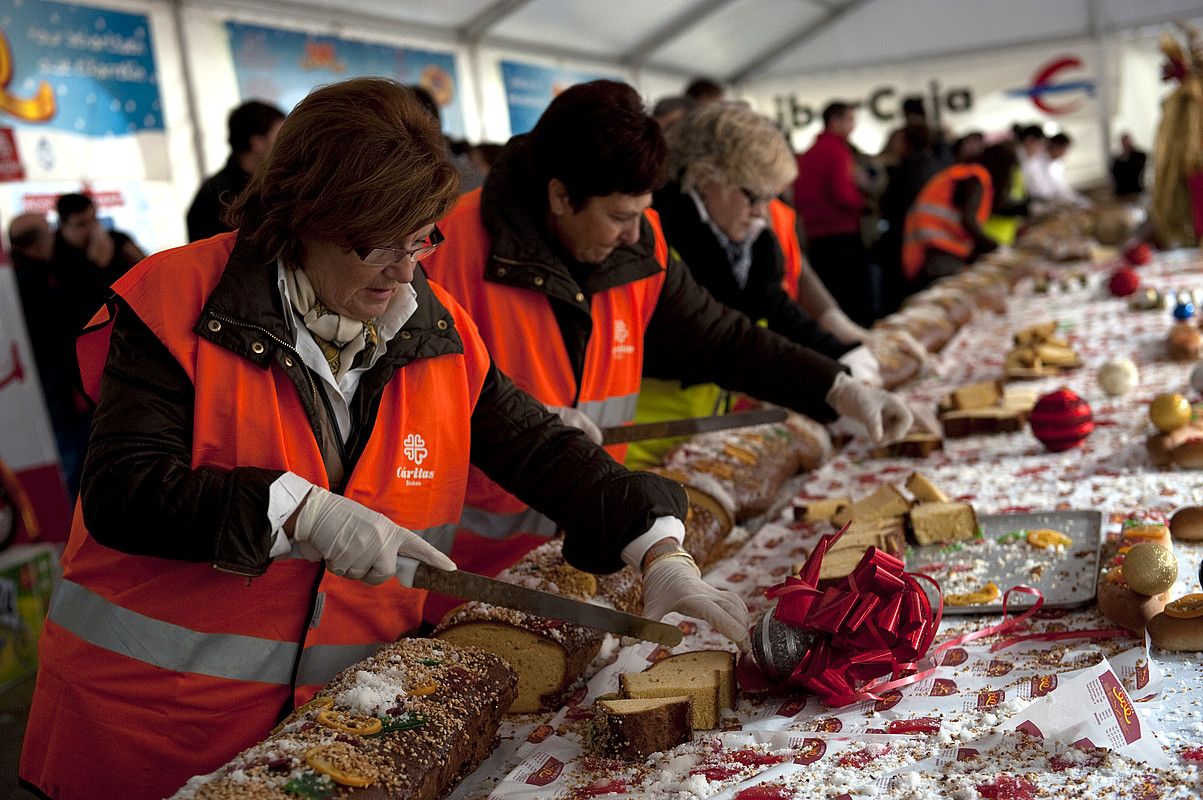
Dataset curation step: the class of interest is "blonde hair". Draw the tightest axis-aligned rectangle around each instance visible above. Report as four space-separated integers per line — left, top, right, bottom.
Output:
668 101 797 197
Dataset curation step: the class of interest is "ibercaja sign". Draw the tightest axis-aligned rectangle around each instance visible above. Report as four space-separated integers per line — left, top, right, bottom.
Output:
770 79 974 135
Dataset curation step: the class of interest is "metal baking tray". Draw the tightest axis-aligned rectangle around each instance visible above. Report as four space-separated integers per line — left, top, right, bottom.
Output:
908 509 1104 615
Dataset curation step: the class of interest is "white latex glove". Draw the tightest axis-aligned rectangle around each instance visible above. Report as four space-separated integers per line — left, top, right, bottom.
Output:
837 345 882 388
642 556 750 650
293 486 456 584
818 306 870 344
547 405 603 446
824 371 913 444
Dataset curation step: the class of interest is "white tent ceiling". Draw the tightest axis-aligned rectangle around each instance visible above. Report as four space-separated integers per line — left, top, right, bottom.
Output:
219 0 1203 84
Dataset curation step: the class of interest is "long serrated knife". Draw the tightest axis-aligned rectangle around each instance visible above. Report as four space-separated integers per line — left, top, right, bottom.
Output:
599 408 788 446
397 557 683 646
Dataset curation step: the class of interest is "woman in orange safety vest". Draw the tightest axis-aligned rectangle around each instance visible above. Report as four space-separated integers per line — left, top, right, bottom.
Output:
19 78 705 800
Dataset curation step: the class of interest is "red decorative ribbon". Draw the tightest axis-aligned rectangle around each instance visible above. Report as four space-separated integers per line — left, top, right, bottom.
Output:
764 524 942 707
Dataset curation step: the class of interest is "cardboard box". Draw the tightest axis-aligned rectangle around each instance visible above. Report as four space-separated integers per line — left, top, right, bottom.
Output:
0 544 60 691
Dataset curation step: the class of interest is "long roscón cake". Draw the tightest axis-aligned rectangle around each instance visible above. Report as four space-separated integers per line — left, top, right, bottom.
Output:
170 638 517 800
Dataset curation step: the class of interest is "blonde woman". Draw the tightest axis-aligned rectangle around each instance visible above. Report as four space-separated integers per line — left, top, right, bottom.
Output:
629 102 929 465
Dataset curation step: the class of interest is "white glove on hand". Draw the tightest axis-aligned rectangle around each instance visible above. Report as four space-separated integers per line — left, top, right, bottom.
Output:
818 307 870 344
825 372 913 444
837 345 882 388
642 556 750 649
547 405 603 446
293 487 456 584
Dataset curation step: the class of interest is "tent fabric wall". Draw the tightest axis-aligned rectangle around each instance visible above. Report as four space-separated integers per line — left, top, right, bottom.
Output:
0 0 1199 257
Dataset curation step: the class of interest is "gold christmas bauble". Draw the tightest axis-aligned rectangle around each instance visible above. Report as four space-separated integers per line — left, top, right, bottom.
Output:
1122 542 1178 596
1150 393 1192 433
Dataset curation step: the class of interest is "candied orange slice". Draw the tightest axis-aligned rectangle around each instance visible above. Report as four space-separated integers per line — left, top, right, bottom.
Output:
946 582 1001 606
407 682 439 697
270 695 334 735
1027 529 1072 549
316 709 383 736
1123 525 1169 541
723 444 758 465
304 743 376 787
1164 593 1203 619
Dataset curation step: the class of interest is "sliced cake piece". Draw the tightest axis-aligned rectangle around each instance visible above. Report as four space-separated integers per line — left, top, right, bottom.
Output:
620 670 721 730
644 650 736 710
872 432 943 459
793 497 851 523
814 518 907 585
905 472 950 504
832 483 911 527
590 696 693 760
944 380 1004 411
909 502 979 546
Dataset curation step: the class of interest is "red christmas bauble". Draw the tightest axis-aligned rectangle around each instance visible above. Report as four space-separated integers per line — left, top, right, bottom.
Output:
1030 388 1094 452
1108 267 1140 297
1123 243 1153 266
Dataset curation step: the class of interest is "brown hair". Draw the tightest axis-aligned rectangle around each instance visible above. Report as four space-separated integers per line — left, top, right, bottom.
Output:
227 77 459 266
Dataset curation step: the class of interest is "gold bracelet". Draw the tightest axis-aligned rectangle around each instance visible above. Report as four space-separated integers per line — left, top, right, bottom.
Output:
643 551 699 573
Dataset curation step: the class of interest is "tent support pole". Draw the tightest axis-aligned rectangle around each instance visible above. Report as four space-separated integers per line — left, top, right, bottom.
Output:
171 0 209 182
1088 0 1114 183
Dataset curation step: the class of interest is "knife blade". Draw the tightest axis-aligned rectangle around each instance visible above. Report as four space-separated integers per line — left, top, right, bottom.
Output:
398 558 683 646
599 408 788 446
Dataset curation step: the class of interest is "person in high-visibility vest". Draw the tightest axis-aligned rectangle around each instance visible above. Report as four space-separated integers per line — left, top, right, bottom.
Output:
902 145 1011 288
19 78 719 800
634 102 933 466
422 81 915 604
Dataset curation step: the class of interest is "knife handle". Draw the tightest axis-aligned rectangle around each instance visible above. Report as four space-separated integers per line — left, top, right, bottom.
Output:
396 556 419 588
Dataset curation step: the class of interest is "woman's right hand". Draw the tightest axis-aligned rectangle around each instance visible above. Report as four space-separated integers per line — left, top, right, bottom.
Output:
292 487 456 584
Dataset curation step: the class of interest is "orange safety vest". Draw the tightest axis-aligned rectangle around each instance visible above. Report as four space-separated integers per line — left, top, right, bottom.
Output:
768 199 804 301
420 189 668 608
901 163 993 281
20 234 490 800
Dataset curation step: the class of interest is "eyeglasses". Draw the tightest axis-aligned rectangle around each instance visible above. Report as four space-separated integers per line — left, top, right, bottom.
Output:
740 187 775 206
353 226 445 266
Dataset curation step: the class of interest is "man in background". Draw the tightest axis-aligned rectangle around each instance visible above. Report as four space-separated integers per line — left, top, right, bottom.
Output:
1044 132 1090 207
1111 132 1147 198
186 100 284 241
10 212 90 497
794 102 875 325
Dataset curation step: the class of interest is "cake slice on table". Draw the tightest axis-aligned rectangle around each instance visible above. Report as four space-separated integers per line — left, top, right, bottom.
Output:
814 517 907 585
906 472 951 504
909 502 979 545
589 696 693 760
644 650 736 710
832 483 911 527
620 669 721 730
942 380 1004 411
793 497 851 523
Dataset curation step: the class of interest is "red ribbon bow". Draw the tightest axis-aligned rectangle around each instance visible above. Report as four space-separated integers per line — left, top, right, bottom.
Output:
764 523 942 707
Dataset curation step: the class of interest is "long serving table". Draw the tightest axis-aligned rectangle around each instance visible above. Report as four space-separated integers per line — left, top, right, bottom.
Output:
453 250 1203 800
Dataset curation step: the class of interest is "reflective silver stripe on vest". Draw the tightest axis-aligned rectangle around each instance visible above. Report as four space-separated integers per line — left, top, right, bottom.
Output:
294 642 387 688
47 579 298 685
417 523 461 555
548 391 639 429
904 226 962 246
458 504 561 541
912 202 962 223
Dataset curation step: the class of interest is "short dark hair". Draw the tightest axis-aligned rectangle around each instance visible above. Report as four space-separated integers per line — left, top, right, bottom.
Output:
56 193 93 221
684 78 723 103
901 96 926 118
227 78 459 266
1049 132 1071 148
822 102 852 127
527 80 666 209
1018 124 1046 142
228 100 286 155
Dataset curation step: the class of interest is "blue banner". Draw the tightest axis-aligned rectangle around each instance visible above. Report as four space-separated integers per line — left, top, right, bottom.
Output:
500 60 619 136
0 0 162 136
226 22 465 140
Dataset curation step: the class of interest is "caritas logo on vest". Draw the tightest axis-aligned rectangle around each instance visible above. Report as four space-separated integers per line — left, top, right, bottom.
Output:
397 433 436 486
612 320 635 359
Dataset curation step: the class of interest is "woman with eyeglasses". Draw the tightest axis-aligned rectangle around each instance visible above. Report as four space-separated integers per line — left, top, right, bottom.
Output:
21 78 696 800
630 101 931 466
